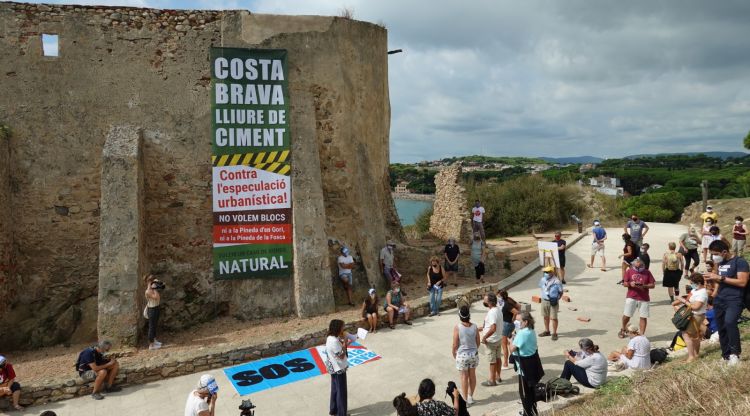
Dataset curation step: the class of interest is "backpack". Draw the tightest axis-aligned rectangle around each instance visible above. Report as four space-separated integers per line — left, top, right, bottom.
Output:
669 331 686 351
666 253 680 271
74 347 93 374
545 279 562 307
671 304 693 331
543 377 579 400
650 348 668 365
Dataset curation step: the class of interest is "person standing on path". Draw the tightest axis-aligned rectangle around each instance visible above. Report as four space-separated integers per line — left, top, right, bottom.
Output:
380 240 397 283
184 374 218 416
427 256 446 316
624 214 649 252
619 233 638 281
471 233 486 284
662 242 685 302
144 274 163 350
700 219 716 262
671 273 708 363
554 232 567 284
588 220 607 271
471 200 486 241
499 289 520 369
337 247 356 306
701 205 718 226
679 225 701 277
538 266 563 341
452 305 480 406
443 237 461 280
479 293 503 386
703 240 750 365
510 312 544 416
619 258 655 337
732 216 748 257
325 319 356 416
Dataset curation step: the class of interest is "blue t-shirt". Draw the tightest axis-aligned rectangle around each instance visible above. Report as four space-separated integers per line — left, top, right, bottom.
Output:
513 327 537 357
539 275 563 301
705 309 718 334
76 347 107 374
716 256 750 302
593 227 606 242
626 220 647 242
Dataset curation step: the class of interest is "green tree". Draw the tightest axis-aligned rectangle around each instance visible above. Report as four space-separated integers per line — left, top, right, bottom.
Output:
744 130 750 150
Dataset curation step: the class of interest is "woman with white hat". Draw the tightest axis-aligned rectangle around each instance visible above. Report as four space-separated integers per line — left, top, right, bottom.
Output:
184 374 219 416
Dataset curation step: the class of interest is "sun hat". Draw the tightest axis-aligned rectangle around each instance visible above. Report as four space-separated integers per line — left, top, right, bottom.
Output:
341 247 350 256
199 374 219 395
387 239 396 247
543 266 555 273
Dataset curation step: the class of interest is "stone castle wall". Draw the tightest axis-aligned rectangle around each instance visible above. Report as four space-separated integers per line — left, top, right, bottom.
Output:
430 164 472 242
0 1 401 349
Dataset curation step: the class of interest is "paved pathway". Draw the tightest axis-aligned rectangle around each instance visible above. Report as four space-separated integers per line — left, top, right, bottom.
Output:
14 223 686 416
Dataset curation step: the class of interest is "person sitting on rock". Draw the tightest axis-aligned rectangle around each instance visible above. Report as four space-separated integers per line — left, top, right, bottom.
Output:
75 340 121 400
0 355 24 411
383 280 411 329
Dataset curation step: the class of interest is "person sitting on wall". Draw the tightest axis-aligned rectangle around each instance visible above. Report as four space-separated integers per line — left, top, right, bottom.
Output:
0 355 24 410
384 280 411 329
75 340 121 400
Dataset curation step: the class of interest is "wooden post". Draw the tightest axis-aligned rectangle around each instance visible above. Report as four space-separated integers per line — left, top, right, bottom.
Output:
701 180 708 212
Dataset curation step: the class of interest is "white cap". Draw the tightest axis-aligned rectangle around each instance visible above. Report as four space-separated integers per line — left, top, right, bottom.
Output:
368 288 376 296
0 355 5 366
593 220 601 226
199 374 219 394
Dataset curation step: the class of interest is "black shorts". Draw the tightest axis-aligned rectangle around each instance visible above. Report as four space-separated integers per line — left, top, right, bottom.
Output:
444 261 459 272
663 269 682 288
9 382 21 392
475 262 485 279
559 255 566 268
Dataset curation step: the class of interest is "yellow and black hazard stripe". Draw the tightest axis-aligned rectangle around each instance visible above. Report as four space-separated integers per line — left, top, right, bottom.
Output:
212 150 291 175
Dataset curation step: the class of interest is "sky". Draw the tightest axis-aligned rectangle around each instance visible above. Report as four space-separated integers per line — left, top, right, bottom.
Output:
26 0 750 162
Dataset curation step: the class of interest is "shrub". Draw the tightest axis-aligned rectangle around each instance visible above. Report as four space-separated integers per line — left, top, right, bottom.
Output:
466 175 585 237
415 207 433 234
621 191 685 222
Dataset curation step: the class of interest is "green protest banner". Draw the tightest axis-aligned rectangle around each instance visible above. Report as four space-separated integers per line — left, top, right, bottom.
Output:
210 48 292 280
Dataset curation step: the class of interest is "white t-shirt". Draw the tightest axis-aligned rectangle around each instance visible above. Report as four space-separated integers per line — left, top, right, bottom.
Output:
325 335 349 373
690 288 709 315
483 307 502 343
184 391 209 416
380 247 394 268
472 206 485 223
622 335 651 369
576 352 608 388
337 255 354 275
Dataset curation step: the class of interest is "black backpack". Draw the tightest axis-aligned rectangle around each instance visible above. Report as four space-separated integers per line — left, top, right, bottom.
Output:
650 348 668 365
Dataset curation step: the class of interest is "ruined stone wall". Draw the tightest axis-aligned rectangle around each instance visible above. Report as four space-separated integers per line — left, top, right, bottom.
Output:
430 164 472 242
0 1 399 349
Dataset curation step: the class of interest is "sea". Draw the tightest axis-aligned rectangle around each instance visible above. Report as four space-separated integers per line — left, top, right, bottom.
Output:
394 198 433 226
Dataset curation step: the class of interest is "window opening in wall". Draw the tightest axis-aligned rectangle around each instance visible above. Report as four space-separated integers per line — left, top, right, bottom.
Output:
41 34 59 57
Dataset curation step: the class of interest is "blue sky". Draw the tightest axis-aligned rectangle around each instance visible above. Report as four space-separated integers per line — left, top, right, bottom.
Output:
27 0 750 162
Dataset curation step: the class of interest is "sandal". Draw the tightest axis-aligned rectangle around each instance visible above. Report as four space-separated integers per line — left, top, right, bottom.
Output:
539 331 551 337
618 329 626 339
481 380 497 387
389 324 395 330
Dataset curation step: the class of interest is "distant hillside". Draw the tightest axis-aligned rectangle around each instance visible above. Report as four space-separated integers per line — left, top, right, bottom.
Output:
440 155 547 165
540 156 603 164
624 152 748 160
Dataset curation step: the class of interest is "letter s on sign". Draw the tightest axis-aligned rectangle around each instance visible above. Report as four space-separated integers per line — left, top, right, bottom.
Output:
232 370 263 387
285 358 315 373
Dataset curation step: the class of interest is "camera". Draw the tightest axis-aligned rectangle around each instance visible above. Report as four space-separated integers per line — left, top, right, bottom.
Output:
239 399 256 416
152 279 166 291
446 380 458 397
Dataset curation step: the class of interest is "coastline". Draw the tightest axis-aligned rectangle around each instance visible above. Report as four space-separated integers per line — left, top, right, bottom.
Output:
392 192 435 201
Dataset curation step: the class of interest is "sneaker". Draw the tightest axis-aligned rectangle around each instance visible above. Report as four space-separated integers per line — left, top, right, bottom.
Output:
404 320 413 326
539 331 551 337
149 344 161 350
154 340 163 346
728 354 740 366
105 384 123 393
91 392 105 400
551 334 559 341
467 396 475 406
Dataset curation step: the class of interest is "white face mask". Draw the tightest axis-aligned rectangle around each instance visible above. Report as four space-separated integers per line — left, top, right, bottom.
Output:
737 221 742 225
514 320 522 330
712 254 725 264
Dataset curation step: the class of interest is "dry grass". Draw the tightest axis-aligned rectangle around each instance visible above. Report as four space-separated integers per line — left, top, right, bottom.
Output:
558 325 750 416
338 6 355 19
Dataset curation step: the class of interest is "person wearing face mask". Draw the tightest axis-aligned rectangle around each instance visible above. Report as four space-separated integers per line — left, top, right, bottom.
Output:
618 233 638 282
361 288 380 333
701 219 717 262
479 293 503 386
384 281 412 329
444 237 461 281
732 216 748 257
510 312 544 416
618 258 655 338
560 338 608 389
553 232 567 284
609 325 651 370
702 240 750 366
427 256 446 316
662 242 684 302
624 214 649 253
700 205 718 227
679 225 701 278
538 266 563 341
671 273 708 363
0 355 23 411
380 240 398 283
471 199 486 241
